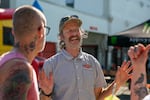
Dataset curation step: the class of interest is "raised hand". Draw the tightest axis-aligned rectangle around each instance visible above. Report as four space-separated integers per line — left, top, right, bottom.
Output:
115 61 132 89
38 69 54 95
128 43 150 100
128 43 150 66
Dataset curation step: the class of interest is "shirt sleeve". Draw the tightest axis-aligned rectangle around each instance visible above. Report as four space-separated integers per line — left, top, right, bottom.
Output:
43 58 53 78
93 57 107 88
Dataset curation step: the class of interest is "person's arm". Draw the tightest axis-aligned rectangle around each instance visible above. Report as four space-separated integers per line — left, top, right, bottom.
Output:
95 81 117 100
38 69 54 99
1 60 33 100
131 68 148 100
95 61 132 100
128 44 150 100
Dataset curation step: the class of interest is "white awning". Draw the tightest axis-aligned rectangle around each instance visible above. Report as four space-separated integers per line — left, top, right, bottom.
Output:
113 19 150 38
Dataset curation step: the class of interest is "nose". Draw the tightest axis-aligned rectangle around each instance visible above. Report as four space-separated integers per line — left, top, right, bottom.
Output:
70 29 79 35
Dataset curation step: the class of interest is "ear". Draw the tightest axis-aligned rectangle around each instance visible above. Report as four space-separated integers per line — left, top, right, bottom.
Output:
59 33 64 40
11 28 15 36
37 28 44 39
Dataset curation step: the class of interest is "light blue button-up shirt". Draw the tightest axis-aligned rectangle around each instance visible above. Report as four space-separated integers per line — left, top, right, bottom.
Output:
43 49 107 100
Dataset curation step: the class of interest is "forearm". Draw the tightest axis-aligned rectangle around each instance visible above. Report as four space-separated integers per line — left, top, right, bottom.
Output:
131 64 148 100
98 81 119 100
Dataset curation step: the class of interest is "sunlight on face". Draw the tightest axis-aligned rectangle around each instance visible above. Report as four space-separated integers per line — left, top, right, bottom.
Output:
62 21 82 49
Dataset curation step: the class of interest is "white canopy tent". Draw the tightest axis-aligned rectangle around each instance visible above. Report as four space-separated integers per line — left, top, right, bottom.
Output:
114 19 150 38
108 19 150 47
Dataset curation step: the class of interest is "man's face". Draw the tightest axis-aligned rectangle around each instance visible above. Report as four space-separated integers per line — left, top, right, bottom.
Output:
62 21 82 49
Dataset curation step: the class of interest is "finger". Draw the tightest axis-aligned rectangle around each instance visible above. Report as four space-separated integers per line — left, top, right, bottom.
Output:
38 71 43 88
125 66 133 74
145 44 150 55
40 69 47 81
128 73 133 79
120 60 126 68
134 45 138 52
117 65 120 70
115 66 121 76
128 46 135 59
38 69 43 81
38 69 45 83
121 61 131 71
133 44 143 58
137 43 145 52
133 45 138 58
136 44 145 56
40 69 44 78
49 72 54 81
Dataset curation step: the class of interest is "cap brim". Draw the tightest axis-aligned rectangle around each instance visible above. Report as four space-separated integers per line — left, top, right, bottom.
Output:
60 18 82 32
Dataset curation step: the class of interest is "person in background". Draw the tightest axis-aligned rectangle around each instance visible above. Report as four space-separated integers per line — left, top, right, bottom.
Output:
128 43 150 100
0 5 49 100
38 15 132 100
32 53 45 78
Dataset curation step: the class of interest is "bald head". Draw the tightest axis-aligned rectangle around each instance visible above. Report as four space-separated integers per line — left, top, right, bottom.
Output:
13 5 46 37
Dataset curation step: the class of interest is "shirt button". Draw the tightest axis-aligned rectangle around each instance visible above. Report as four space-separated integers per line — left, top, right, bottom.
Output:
76 66 78 69
79 89 81 92
77 77 80 80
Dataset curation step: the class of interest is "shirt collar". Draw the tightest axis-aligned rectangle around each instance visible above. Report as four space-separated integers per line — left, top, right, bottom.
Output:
61 49 84 60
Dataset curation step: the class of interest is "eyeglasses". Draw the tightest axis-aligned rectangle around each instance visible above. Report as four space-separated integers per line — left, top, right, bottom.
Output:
61 15 79 24
44 26 51 35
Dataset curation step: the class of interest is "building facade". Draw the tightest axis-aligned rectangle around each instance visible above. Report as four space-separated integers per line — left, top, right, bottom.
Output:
1 0 150 71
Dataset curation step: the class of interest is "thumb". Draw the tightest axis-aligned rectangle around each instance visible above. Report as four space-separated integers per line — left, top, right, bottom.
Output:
145 44 150 55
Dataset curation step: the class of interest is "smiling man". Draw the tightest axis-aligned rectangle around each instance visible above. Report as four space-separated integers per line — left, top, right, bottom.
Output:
38 15 132 100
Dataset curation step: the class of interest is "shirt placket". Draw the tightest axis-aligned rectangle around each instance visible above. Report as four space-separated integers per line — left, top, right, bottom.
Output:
74 59 83 100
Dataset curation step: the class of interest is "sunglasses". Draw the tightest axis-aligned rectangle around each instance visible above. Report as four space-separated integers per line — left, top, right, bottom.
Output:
61 15 79 23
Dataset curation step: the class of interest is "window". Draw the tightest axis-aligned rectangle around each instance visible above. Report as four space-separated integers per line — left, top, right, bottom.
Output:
0 0 10 8
3 27 14 46
66 0 74 8
82 45 98 59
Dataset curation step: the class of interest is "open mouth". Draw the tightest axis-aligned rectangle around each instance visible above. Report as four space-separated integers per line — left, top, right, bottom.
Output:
69 36 80 42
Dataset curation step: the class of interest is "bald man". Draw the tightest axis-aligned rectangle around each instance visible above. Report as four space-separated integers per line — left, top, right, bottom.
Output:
0 5 49 100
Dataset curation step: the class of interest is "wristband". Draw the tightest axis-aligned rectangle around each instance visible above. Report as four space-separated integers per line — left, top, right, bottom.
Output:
41 90 52 97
